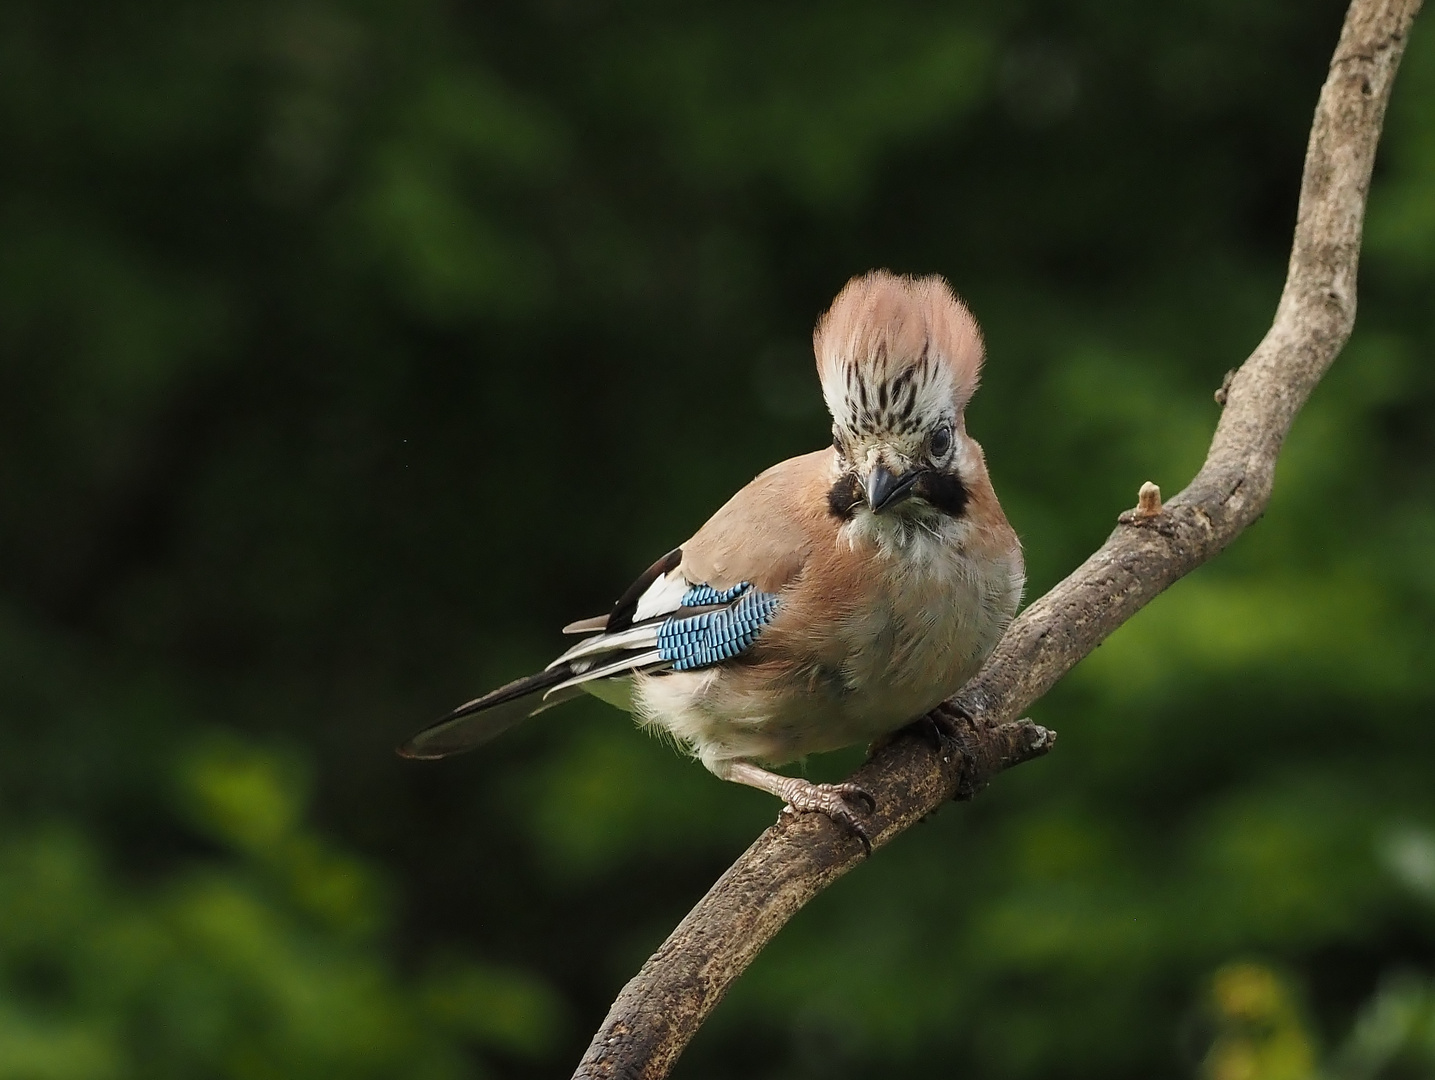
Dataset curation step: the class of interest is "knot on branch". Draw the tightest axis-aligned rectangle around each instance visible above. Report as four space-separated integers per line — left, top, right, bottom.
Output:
1215 369 1237 405
927 703 1057 802
1118 481 1164 524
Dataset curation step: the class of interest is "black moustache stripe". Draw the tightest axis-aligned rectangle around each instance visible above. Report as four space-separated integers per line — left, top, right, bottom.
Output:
826 473 863 521
826 470 967 521
916 471 968 518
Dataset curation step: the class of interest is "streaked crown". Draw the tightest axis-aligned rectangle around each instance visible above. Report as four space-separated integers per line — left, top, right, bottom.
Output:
813 271 983 440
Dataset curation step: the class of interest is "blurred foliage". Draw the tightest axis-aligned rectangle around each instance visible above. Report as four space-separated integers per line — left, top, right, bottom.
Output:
1196 952 1435 1080
1201 963 1318 1080
1 0 1435 1077
0 738 563 1078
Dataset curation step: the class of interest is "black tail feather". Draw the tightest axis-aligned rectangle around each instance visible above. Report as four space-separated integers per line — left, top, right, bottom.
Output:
397 665 573 760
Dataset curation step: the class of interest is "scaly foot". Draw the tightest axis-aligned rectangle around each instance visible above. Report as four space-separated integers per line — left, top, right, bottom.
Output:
775 777 876 855
718 761 876 855
927 702 986 799
894 703 987 800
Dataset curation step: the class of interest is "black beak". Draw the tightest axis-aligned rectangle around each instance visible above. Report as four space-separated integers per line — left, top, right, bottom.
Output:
865 464 920 513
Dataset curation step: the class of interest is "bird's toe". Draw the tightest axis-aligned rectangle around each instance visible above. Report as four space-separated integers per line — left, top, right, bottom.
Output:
782 780 876 855
828 781 876 814
907 713 956 752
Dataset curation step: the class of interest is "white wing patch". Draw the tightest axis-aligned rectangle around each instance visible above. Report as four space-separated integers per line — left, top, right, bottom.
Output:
633 570 692 622
548 622 662 669
547 569 692 672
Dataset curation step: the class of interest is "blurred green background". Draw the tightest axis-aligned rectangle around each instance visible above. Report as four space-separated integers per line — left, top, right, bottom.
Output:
2 0 1435 1077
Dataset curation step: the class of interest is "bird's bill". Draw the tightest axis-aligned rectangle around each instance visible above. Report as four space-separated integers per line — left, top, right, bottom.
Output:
865 464 921 513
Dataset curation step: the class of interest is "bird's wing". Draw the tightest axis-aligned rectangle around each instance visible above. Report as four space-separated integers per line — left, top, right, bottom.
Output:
678 449 837 594
558 449 835 629
540 451 840 688
397 669 583 759
559 547 682 634
400 451 837 760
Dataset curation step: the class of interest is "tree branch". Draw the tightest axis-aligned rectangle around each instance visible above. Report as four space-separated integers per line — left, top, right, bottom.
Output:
574 1 1423 1075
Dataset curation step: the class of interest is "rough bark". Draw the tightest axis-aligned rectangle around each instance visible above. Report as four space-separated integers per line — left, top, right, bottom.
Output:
575 1 1424 1076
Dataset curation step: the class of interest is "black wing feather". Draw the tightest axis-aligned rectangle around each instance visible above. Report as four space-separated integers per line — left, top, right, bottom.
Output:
400 546 686 760
605 547 682 632
397 666 573 760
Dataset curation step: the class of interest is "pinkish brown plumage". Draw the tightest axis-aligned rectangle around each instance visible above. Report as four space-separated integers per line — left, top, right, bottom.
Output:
816 271 984 425
400 270 1024 850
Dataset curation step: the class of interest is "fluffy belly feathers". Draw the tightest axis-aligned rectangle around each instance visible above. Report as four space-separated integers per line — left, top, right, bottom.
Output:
630 533 1021 770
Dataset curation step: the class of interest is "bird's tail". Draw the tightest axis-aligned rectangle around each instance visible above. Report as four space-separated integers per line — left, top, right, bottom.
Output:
399 618 681 760
397 666 582 760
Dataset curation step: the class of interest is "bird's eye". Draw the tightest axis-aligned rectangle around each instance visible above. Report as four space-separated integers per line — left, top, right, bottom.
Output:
930 423 953 458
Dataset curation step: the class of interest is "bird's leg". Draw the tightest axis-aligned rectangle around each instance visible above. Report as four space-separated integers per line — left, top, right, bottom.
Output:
910 701 969 751
875 701 968 755
927 701 988 799
884 702 987 800
716 760 876 855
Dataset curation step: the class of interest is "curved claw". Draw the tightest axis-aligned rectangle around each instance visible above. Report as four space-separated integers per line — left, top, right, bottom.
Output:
900 705 988 801
814 799 871 856
783 781 876 856
913 705 978 755
840 816 873 857
939 699 974 724
830 781 876 815
908 714 955 752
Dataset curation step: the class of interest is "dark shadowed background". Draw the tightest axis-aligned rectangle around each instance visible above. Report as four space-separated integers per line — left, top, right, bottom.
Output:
3 1 1435 1077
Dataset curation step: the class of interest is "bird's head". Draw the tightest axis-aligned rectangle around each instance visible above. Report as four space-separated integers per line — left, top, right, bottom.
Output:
815 270 984 524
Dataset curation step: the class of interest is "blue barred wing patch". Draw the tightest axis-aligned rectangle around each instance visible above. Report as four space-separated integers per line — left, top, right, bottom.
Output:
679 582 752 607
657 587 781 671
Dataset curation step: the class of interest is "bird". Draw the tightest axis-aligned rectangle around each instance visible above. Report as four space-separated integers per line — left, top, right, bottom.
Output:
399 270 1024 849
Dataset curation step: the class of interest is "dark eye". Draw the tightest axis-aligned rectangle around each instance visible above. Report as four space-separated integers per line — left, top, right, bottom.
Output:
930 423 952 458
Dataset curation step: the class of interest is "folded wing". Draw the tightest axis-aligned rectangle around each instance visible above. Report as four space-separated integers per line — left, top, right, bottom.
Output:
397 557 783 760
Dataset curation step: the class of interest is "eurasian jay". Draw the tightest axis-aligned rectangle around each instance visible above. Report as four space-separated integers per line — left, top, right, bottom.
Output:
400 270 1024 846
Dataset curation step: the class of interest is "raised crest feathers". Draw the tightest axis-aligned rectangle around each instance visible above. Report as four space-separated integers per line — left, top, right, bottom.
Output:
813 270 984 426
